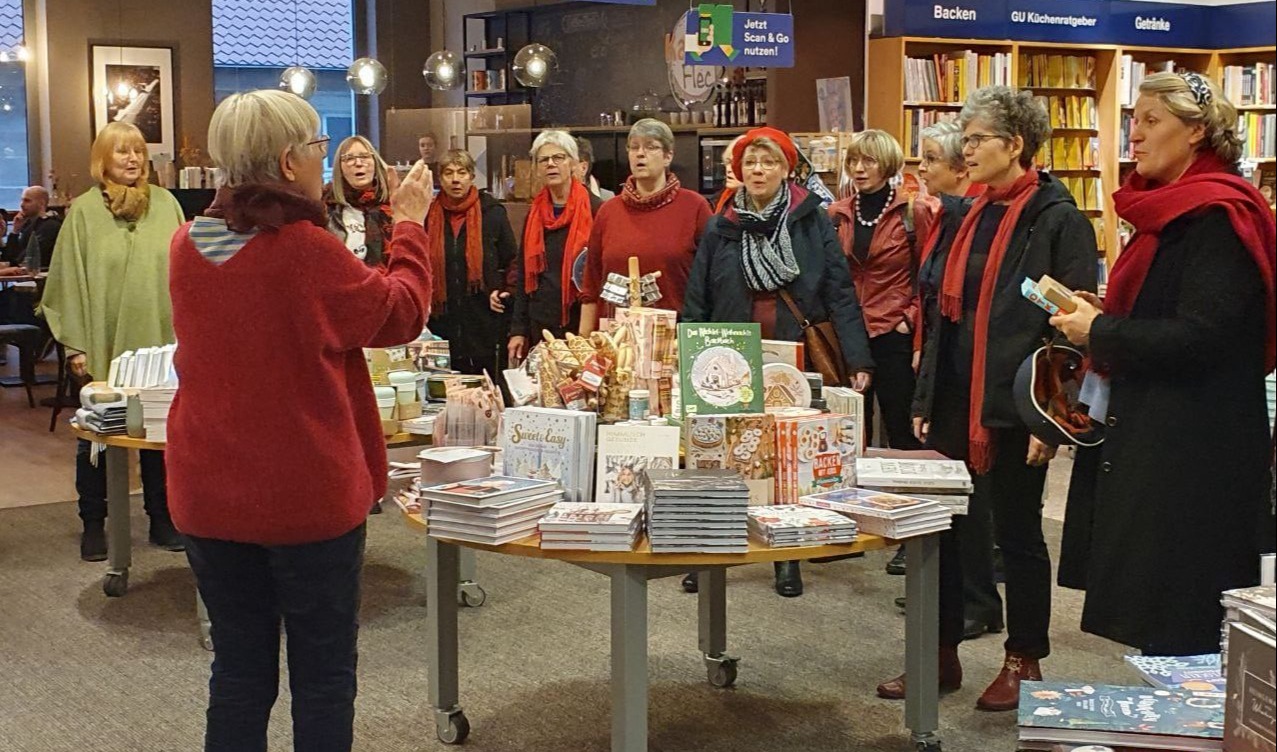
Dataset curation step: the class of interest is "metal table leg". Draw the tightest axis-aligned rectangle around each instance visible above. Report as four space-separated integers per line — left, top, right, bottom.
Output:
197 590 213 651
427 537 469 744
905 534 942 751
457 546 485 607
102 445 132 597
609 564 648 752
697 567 738 687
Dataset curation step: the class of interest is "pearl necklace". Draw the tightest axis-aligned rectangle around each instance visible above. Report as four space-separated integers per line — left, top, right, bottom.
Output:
854 186 895 227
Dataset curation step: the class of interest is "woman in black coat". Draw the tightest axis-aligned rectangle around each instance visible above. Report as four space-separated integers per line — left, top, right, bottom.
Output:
882 87 1097 712
685 126 874 598
1052 72 1276 657
425 149 519 377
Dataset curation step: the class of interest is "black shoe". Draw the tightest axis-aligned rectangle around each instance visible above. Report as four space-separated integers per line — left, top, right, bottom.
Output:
148 517 185 552
885 546 907 575
80 521 107 562
681 572 699 593
894 596 907 610
773 561 803 597
962 614 1005 641
369 499 384 515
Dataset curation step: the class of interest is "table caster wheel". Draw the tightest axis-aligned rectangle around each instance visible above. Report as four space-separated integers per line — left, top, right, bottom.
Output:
436 711 470 744
103 571 129 597
458 584 486 608
706 657 738 688
914 740 942 751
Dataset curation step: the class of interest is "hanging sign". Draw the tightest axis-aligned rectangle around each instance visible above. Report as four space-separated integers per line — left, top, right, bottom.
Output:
667 10 724 107
684 3 795 69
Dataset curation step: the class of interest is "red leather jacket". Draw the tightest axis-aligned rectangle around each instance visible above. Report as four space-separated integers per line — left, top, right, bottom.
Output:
828 192 935 341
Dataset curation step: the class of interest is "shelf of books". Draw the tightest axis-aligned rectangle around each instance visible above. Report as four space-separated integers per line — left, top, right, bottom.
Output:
868 37 1276 273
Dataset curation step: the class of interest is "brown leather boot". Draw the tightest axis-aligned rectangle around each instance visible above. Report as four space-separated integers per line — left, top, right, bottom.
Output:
875 645 963 699
975 651 1042 711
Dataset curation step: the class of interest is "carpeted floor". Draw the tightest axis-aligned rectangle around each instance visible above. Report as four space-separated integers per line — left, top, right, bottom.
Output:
0 497 1139 752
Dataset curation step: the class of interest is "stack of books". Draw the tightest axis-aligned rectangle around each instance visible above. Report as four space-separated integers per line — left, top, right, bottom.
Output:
746 505 858 548
392 480 424 515
645 469 750 553
1125 653 1225 692
107 344 177 389
1220 584 1275 752
423 475 559 545
855 453 972 515
537 502 644 551
138 387 176 443
799 487 950 539
1017 681 1226 751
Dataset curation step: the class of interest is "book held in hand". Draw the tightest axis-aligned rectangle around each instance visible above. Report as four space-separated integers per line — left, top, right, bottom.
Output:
1022 274 1078 315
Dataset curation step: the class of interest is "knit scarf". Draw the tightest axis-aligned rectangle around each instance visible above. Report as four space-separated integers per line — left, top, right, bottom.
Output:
102 181 150 222
426 186 483 309
523 180 593 326
940 167 1041 474
1111 151 1277 373
736 181 800 293
205 183 328 233
336 185 394 265
621 172 681 211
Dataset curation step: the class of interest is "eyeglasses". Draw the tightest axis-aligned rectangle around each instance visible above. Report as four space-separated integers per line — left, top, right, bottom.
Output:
306 136 331 156
919 153 945 166
626 143 665 155
847 155 879 168
742 157 783 172
536 153 570 166
961 133 1003 150
340 153 375 164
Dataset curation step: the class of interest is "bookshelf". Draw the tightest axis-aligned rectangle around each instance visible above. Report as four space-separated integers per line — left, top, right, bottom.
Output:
868 37 1277 268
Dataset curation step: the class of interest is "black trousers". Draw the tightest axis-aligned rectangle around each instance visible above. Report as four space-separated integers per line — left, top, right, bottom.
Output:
76 439 169 523
864 331 922 450
184 523 366 752
941 429 1051 658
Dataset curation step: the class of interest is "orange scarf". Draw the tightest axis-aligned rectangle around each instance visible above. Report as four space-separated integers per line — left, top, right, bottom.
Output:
940 167 1040 473
426 186 483 309
523 181 593 326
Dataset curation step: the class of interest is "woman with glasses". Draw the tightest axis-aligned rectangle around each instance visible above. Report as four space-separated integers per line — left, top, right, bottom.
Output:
166 90 434 751
40 122 187 561
827 130 925 453
578 118 711 333
879 87 1096 712
425 148 518 378
684 126 875 598
324 135 395 267
508 130 604 363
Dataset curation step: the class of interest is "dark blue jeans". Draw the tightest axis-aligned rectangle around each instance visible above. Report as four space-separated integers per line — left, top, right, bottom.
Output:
184 523 366 752
76 439 169 523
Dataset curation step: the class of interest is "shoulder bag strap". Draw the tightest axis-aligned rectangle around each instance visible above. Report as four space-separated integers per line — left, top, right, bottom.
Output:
776 288 811 329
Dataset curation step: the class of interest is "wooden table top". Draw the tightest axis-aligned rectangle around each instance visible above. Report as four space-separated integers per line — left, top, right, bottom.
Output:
70 424 430 451
402 510 894 566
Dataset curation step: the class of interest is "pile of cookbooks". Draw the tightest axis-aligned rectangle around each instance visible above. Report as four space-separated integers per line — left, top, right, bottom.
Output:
423 475 560 545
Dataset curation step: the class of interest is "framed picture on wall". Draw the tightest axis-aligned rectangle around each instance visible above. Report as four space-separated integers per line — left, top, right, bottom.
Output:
90 45 176 157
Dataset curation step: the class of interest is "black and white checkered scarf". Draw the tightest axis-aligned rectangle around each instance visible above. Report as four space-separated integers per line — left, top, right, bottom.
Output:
735 183 799 292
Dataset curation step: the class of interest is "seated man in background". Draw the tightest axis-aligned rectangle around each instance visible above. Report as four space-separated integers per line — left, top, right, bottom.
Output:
1 186 60 326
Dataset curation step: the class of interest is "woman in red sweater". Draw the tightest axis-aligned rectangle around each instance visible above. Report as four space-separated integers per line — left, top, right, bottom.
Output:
579 118 711 332
166 89 434 752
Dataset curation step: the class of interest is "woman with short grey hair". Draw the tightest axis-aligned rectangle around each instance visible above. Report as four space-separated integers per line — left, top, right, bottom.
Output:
165 88 435 752
881 85 1096 711
575 137 615 201
579 118 710 332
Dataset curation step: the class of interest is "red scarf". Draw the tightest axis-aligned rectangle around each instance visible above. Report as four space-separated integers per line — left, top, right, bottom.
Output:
941 168 1041 473
426 186 483 309
523 181 594 326
1111 152 1277 372
714 186 735 215
620 172 682 211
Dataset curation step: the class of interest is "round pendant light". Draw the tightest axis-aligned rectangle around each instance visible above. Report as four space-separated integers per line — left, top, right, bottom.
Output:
279 66 318 99
512 43 557 88
422 50 462 91
347 57 388 95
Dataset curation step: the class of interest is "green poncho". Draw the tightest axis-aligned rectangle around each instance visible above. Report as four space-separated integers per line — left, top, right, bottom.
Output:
40 186 185 378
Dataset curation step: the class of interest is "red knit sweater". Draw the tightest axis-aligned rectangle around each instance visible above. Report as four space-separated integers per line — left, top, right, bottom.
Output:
581 189 710 314
166 221 432 545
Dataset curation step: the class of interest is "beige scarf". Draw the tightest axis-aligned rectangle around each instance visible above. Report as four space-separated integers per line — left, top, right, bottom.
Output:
103 181 151 222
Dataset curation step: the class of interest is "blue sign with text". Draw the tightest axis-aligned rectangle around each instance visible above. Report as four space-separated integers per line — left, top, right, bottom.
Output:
684 5 795 68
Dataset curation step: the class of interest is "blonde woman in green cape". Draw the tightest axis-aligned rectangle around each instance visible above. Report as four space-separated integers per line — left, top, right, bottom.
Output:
40 121 186 561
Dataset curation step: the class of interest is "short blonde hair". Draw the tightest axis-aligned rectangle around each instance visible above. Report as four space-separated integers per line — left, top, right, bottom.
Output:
846 129 904 177
90 122 149 187
1139 71 1242 165
208 89 320 186
438 148 476 175
743 137 788 168
530 129 578 161
330 135 391 205
722 135 745 167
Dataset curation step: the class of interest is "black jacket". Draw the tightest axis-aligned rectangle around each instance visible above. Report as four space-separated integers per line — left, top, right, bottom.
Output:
509 193 604 343
3 214 62 269
913 172 1097 430
683 188 874 374
1060 207 1271 655
912 193 975 420
427 192 518 362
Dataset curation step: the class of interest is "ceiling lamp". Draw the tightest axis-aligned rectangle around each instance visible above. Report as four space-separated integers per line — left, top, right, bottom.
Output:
422 50 461 91
513 43 557 88
347 57 388 95
279 66 318 99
